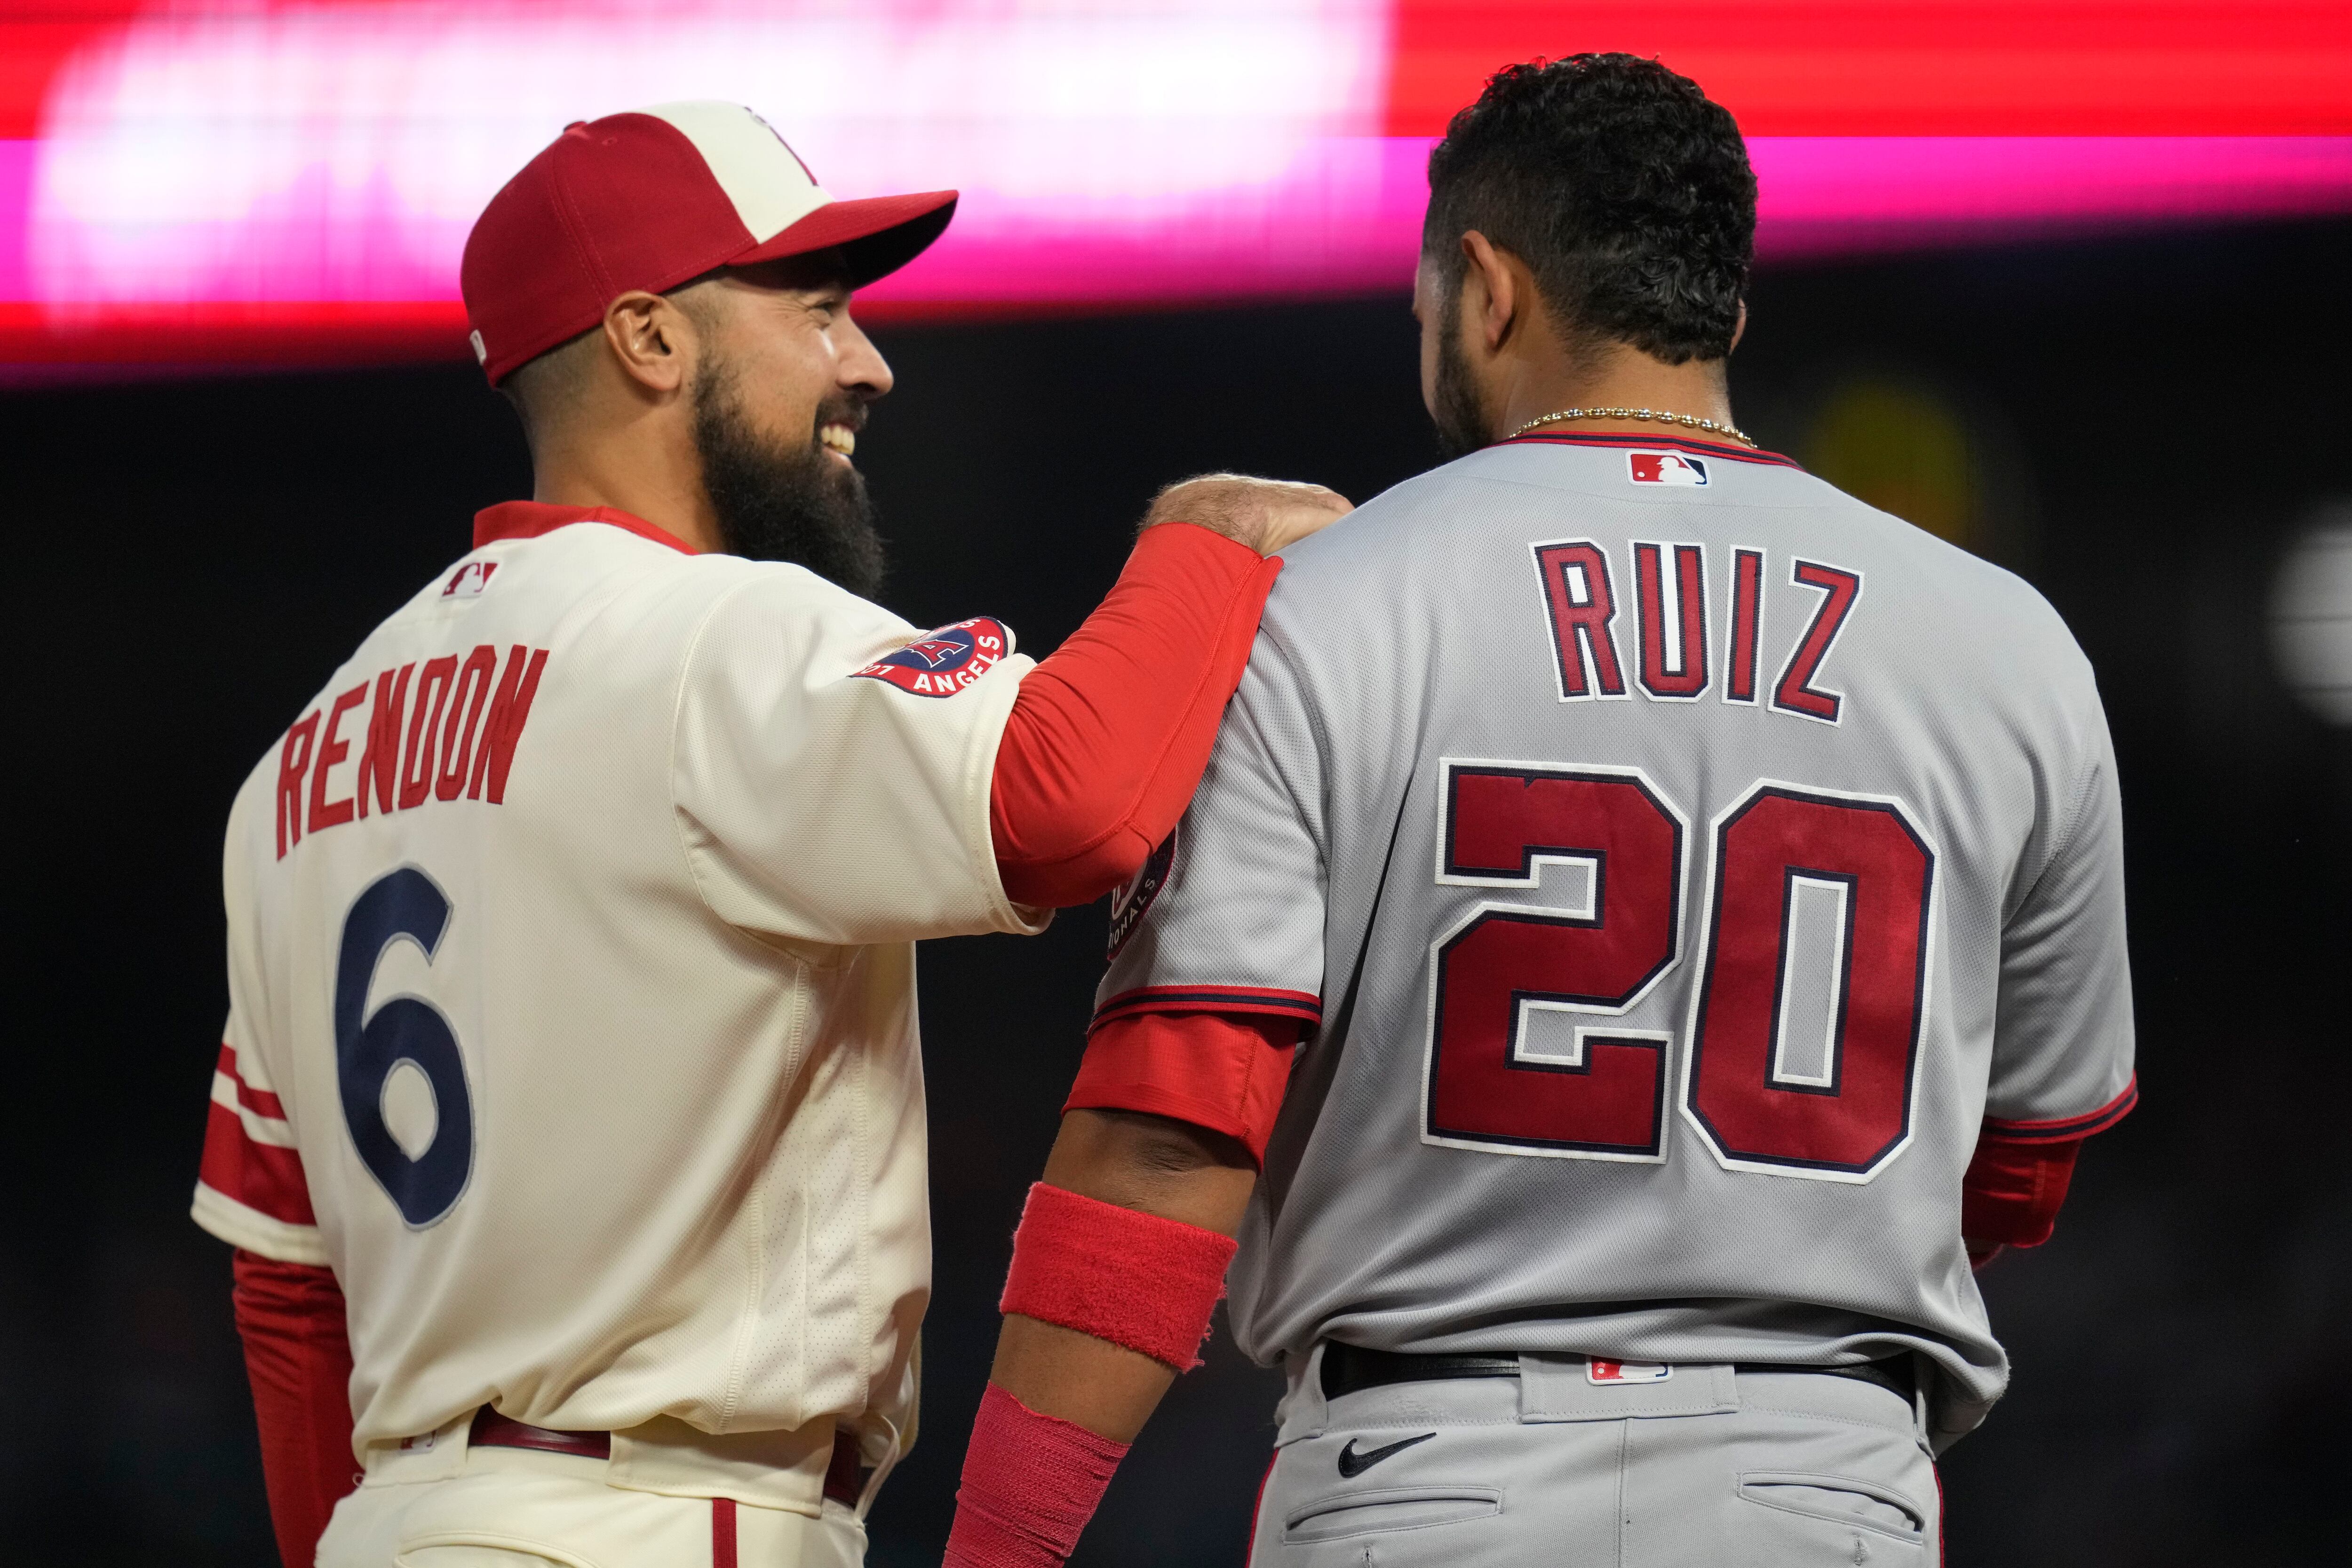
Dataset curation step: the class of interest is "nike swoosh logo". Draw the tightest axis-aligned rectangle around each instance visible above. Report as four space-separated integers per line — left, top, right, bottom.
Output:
1336 1432 1437 1478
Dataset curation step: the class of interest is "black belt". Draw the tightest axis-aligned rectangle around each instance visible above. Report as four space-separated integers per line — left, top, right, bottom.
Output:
1319 1343 1917 1403
468 1409 868 1506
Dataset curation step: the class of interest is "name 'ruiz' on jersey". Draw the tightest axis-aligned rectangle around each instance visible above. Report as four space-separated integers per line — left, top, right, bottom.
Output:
1095 433 2136 1448
1530 532 1857 721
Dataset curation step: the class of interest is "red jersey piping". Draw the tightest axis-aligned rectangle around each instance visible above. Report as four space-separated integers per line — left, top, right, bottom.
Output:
472 499 697 554
1090 984 1323 1030
1497 431 1800 468
1981 1077 2139 1141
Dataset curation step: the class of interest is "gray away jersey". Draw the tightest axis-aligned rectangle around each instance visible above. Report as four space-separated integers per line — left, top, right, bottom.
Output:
1097 433 2135 1444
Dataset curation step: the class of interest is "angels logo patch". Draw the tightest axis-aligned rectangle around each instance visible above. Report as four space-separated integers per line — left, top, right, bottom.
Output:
853 617 1014 696
1105 827 1177 959
1629 451 1709 486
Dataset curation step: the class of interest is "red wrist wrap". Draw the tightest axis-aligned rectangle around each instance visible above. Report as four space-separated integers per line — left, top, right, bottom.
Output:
943 1384 1129 1568
998 1182 1238 1371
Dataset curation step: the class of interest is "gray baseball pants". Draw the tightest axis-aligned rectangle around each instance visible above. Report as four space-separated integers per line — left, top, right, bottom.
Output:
1249 1347 1939 1567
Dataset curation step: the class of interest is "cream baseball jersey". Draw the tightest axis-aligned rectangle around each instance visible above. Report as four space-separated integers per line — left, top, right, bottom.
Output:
1097 433 2136 1445
194 503 1045 1471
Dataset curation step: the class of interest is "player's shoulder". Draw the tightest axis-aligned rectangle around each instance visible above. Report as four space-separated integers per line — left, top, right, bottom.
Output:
416 517 782 619
380 518 910 659
1270 437 2098 718
1786 475 2095 686
229 524 901 824
1263 451 1513 585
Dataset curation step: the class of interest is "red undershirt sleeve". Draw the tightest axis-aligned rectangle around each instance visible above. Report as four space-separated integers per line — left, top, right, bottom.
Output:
1961 1080 2136 1249
231 1249 358 1568
990 523 1281 909
1959 1135 2086 1248
1066 1010 1301 1164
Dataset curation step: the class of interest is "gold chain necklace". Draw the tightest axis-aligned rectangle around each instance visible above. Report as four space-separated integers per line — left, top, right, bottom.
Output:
1506 406 1757 448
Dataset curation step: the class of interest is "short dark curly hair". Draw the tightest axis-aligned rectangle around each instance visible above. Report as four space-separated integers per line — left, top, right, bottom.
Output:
1424 54 1756 363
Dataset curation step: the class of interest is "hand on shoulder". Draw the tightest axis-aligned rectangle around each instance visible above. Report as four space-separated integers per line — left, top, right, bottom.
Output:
1143 474 1353 557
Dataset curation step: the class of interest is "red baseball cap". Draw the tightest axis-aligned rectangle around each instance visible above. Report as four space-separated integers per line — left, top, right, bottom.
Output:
461 101 956 385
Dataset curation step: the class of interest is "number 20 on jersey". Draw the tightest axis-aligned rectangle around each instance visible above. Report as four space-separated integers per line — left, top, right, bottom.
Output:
1422 760 1936 1183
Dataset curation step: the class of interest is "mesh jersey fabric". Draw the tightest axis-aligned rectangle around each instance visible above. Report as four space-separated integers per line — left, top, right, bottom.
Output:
1094 434 2135 1446
194 512 1042 1466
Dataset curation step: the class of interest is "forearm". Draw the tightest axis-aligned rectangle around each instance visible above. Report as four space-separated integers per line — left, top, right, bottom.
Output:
988 1111 1257 1440
945 1111 1256 1568
231 1249 358 1568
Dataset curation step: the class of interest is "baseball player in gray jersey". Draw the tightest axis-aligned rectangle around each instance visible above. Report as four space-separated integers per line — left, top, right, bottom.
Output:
936 56 2135 1568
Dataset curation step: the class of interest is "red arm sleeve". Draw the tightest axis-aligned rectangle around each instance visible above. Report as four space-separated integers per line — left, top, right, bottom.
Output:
1065 1011 1301 1164
1961 1080 2136 1251
232 1249 357 1568
1959 1135 2083 1249
990 523 1280 909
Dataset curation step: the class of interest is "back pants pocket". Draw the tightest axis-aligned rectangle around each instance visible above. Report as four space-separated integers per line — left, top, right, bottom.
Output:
1284 1486 1502 1543
1737 1472 1927 1542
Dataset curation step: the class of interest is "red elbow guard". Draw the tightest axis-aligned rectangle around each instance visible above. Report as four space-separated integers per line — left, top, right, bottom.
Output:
998 1182 1238 1370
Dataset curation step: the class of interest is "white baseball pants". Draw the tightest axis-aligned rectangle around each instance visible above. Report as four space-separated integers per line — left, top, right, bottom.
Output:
317 1442 866 1568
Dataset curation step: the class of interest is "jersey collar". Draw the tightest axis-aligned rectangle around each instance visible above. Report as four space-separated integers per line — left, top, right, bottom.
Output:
472 500 699 554
1496 430 1800 467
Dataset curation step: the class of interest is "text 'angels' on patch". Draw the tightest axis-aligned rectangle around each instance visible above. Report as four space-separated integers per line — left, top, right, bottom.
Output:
853 617 1015 697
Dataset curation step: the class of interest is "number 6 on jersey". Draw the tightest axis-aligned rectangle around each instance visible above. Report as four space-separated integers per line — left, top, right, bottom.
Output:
335 866 477 1226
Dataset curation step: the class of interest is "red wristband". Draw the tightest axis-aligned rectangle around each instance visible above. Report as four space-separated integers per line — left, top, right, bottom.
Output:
944 1383 1129 1568
998 1182 1237 1371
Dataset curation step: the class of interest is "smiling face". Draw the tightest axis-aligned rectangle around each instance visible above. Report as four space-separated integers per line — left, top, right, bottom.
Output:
678 253 895 594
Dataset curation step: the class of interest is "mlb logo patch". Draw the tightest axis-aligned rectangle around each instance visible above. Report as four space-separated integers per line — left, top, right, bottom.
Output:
441 561 499 599
854 616 1014 697
1588 1359 1673 1385
1629 452 1709 487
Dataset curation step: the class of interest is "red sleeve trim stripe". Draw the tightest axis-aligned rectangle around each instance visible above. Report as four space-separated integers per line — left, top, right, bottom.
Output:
201 1044 317 1227
216 1044 294 1130
1090 985 1322 1030
1981 1077 2138 1141
234 1070 288 1123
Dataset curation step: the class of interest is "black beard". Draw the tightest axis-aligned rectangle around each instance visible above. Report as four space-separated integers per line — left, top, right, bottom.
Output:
1430 291 1493 461
691 360 887 598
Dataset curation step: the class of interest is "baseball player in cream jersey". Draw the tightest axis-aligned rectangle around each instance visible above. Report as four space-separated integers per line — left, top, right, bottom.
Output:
190 103 1348 1568
939 59 2133 1568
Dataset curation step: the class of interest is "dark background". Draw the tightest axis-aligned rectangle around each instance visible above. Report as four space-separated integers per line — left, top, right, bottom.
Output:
8 216 2347 1566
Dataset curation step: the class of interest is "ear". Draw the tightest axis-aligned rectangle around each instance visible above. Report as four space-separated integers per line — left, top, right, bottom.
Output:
601 290 699 396
1459 231 1519 354
1730 299 1748 355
